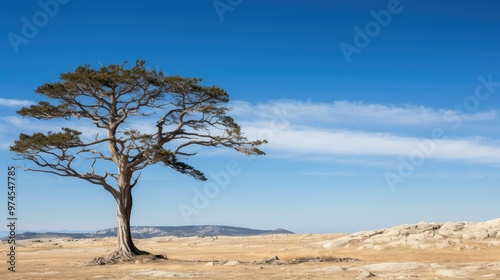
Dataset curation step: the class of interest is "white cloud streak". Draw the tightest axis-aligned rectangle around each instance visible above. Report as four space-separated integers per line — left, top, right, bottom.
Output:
3 99 500 165
234 100 500 165
0 98 35 107
1 116 103 147
231 100 496 126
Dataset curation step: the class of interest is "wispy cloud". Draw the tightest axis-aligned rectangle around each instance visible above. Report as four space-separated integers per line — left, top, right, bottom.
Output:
0 116 104 149
3 99 500 166
234 100 500 166
243 124 500 164
2 116 67 133
0 98 35 107
231 100 496 126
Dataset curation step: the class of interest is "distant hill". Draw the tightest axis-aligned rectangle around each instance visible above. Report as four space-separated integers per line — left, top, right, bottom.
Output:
5 225 294 240
6 231 96 240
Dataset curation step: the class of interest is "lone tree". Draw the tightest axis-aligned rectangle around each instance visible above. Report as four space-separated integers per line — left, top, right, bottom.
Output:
10 60 266 264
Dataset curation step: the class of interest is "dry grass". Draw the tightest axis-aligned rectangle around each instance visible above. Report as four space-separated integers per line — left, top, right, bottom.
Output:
1 234 499 279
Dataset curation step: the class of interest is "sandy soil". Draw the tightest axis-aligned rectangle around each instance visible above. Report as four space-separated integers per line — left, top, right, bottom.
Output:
2 233 500 279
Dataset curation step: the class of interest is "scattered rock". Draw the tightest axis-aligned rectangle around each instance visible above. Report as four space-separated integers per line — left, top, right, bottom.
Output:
361 262 424 272
252 256 281 265
132 269 197 278
431 263 447 269
486 262 500 271
312 266 344 273
435 269 469 278
462 265 482 271
223 261 240 266
359 272 376 279
354 268 376 279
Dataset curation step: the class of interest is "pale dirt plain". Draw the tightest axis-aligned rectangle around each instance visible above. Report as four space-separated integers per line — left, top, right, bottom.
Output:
2 219 500 279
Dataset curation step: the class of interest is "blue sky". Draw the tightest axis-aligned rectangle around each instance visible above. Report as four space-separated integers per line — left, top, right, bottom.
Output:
1 0 500 234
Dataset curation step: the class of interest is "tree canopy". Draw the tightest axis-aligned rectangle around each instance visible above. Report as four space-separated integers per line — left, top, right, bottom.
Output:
11 60 266 193
10 60 266 263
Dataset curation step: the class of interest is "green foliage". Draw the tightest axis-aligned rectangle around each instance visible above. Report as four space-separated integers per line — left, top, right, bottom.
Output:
17 101 72 120
11 128 83 153
147 147 207 181
11 60 266 186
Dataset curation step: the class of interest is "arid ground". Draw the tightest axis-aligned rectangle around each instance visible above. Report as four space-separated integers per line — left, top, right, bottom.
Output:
3 220 500 279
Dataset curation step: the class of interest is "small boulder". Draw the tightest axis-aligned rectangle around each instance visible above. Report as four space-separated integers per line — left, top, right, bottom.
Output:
361 262 425 272
312 266 344 273
223 261 240 266
430 263 447 269
435 269 469 278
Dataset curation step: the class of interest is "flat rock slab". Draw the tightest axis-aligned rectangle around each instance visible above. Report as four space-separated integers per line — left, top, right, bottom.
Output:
322 236 353 248
361 262 425 272
435 269 469 278
132 269 198 278
223 260 240 266
312 266 344 273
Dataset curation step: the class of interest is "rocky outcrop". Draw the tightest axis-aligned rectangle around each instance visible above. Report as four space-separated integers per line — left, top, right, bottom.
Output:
360 262 425 272
318 218 500 250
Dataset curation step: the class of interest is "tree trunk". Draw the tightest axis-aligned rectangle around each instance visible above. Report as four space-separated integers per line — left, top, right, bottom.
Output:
89 188 160 265
87 167 165 265
109 188 149 260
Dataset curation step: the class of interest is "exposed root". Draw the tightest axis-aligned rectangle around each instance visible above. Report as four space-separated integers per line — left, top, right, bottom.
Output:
86 249 167 266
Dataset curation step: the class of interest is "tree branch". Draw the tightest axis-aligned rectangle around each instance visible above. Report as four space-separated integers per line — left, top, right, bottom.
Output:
12 60 266 192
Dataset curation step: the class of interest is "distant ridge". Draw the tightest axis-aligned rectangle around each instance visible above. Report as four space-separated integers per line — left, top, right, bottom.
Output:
97 225 293 238
4 225 294 240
